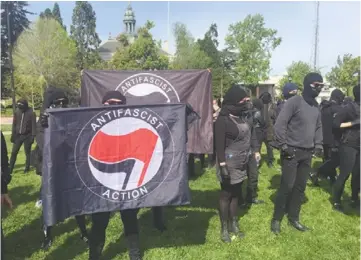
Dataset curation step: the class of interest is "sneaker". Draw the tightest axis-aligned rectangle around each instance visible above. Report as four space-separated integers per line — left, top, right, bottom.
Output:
35 200 42 208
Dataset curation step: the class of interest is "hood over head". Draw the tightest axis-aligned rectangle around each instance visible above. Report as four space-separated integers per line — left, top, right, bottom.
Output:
220 85 251 116
259 92 272 104
43 86 68 110
353 84 360 103
252 98 264 111
282 83 298 99
17 98 29 111
302 72 323 106
102 91 126 105
330 89 345 105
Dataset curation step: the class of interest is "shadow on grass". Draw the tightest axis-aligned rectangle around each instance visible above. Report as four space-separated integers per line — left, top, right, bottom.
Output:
102 207 216 259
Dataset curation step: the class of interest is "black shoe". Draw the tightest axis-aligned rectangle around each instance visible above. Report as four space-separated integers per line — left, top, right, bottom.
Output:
288 220 309 232
333 203 344 213
229 217 245 238
41 237 52 251
127 234 142 260
248 199 265 205
221 221 231 243
310 172 319 186
271 219 281 234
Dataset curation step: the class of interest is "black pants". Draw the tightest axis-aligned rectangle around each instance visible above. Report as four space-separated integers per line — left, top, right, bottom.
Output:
318 145 339 180
273 148 312 221
9 134 32 173
43 215 87 239
1 224 4 260
246 154 259 202
219 182 242 221
333 145 360 203
255 128 274 164
89 209 138 260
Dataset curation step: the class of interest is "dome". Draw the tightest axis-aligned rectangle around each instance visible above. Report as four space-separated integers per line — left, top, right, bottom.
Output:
123 4 135 20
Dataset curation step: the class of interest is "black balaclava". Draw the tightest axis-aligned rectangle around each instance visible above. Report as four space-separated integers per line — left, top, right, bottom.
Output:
330 89 345 105
17 99 29 111
220 85 251 116
102 91 126 105
252 98 264 111
282 83 298 100
259 92 272 104
302 72 323 106
43 87 68 110
353 84 360 104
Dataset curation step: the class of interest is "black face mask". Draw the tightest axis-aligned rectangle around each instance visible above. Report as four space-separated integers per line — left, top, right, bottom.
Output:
50 99 68 109
104 101 122 106
227 100 252 116
309 83 323 97
17 103 25 110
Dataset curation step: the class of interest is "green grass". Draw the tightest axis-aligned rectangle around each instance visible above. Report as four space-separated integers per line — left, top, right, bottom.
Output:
2 131 360 260
1 109 41 117
0 124 11 132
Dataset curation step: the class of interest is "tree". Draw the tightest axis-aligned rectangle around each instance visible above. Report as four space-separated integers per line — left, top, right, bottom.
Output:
70 1 101 70
13 18 77 102
39 3 66 31
1 1 32 101
326 54 360 95
171 22 211 70
111 20 169 70
225 14 282 85
278 61 313 91
39 8 52 19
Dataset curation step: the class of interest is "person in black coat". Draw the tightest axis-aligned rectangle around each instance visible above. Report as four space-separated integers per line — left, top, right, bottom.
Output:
9 99 36 174
36 87 88 250
89 91 141 260
332 84 360 212
310 89 345 186
215 86 260 243
275 83 298 121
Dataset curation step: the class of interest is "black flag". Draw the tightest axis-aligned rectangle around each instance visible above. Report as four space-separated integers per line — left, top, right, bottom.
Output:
81 70 213 154
42 103 194 227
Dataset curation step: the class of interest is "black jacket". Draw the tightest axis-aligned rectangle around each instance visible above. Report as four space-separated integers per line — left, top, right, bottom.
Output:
1 131 10 194
12 102 36 137
333 101 360 148
321 100 343 147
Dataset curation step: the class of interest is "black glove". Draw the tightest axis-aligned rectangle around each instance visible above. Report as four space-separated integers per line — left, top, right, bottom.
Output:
314 147 323 158
220 165 231 185
40 113 49 128
281 145 296 159
10 135 15 143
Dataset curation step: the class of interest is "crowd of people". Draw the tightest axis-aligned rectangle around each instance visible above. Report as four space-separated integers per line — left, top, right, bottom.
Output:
1 72 360 259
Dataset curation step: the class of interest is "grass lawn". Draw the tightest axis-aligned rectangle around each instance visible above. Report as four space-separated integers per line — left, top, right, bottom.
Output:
1 131 360 260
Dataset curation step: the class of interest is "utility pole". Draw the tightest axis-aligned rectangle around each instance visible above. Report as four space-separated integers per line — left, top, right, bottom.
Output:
313 1 320 71
6 3 16 114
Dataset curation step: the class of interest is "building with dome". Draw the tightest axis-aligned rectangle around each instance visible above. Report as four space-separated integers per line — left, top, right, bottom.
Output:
99 4 170 61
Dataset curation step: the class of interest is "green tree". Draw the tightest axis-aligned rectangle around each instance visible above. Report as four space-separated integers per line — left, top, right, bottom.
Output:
13 18 77 102
278 61 313 92
39 8 52 19
70 1 101 70
52 3 66 31
225 14 282 85
1 1 32 100
171 22 211 70
111 20 168 70
326 54 360 95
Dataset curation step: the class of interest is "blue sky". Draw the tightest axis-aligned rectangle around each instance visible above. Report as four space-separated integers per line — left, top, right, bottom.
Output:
27 1 360 76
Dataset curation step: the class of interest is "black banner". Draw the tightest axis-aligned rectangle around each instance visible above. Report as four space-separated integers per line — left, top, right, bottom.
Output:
81 69 213 154
42 104 192 226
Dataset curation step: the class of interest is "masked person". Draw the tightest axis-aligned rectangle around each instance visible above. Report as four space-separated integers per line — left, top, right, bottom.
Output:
271 73 324 234
332 84 360 212
258 92 275 167
215 86 260 243
89 90 141 260
36 87 88 250
9 99 36 174
275 83 298 120
310 89 345 186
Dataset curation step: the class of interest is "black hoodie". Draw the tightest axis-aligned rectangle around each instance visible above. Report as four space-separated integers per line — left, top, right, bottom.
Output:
12 99 36 138
320 89 345 146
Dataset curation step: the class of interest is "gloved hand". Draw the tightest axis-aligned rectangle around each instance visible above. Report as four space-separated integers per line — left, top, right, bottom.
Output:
314 147 323 158
281 145 296 159
10 135 15 143
40 113 49 128
220 165 231 185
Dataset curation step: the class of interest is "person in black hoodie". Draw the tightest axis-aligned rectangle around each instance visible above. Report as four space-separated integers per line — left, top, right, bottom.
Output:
215 86 260 243
258 92 275 167
89 91 141 260
271 73 324 234
310 89 345 186
1 131 12 260
9 99 36 174
275 83 298 121
36 87 88 250
332 84 360 212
